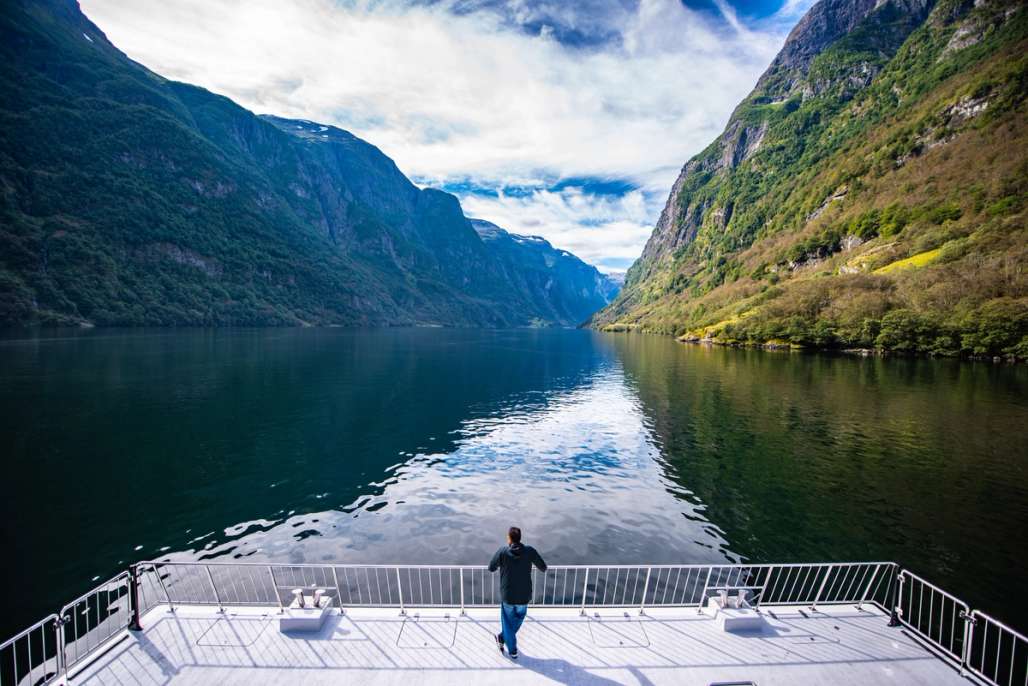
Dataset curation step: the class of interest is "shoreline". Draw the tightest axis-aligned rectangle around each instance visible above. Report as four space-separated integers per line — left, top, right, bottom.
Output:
593 325 1023 364
677 335 1023 363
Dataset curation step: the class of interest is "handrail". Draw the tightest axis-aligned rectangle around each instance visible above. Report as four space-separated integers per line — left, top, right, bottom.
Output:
2 559 1024 686
0 615 58 648
894 569 969 667
133 561 897 618
0 614 60 686
966 609 1028 686
60 571 130 611
59 572 133 675
137 559 897 569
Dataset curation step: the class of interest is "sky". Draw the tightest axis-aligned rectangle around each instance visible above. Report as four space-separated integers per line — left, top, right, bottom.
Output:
80 0 814 273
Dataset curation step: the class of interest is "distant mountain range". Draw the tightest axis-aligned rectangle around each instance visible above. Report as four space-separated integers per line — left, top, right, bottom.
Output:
0 0 618 328
470 219 621 326
591 0 1027 358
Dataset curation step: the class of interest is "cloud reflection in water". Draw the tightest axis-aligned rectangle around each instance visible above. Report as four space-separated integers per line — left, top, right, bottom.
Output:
188 362 734 566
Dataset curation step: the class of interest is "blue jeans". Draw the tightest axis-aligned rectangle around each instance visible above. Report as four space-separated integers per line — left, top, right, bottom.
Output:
500 603 527 653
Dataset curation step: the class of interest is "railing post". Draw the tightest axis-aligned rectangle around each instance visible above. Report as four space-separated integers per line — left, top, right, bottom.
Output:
698 567 713 615
959 610 975 676
397 568 405 616
54 614 68 683
268 566 283 614
580 569 589 617
758 566 773 609
857 564 880 611
811 564 833 611
128 564 143 631
639 568 652 616
153 563 175 613
889 570 904 627
458 567 466 617
205 565 224 612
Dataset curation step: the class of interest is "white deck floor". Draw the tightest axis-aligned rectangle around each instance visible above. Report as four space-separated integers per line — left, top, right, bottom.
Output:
69 603 970 685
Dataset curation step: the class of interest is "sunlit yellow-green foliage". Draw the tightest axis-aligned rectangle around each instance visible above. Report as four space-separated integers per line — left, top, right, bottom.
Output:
874 247 943 273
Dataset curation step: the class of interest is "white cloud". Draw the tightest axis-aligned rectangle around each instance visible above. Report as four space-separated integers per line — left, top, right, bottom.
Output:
80 0 804 270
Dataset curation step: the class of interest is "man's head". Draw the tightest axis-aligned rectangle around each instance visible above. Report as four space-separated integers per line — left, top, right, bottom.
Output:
507 526 522 545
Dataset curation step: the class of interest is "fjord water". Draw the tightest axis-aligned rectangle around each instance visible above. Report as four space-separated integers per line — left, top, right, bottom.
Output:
1 328 1026 637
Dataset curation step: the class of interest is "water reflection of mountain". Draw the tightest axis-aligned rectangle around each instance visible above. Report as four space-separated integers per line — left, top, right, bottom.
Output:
609 334 1028 625
1 328 618 633
5 328 1025 635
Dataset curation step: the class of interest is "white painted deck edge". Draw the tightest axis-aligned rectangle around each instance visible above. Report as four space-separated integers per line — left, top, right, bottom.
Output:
68 603 975 686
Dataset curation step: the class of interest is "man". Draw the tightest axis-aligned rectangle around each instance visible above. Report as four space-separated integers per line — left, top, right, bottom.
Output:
488 526 547 659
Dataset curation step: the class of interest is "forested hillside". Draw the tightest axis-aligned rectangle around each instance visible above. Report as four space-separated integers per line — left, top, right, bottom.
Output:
0 0 610 327
592 0 1027 358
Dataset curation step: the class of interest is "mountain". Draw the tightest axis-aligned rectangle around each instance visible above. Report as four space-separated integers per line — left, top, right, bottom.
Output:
591 0 1027 358
470 219 620 325
0 0 608 328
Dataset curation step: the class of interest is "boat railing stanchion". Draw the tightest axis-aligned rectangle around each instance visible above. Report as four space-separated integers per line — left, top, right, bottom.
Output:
580 568 589 617
268 566 283 614
397 568 405 616
958 609 977 677
459 568 465 616
153 563 175 613
811 564 833 612
889 569 904 627
639 567 651 616
857 564 881 611
698 567 713 615
331 568 341 608
205 565 224 613
757 566 773 610
128 564 143 631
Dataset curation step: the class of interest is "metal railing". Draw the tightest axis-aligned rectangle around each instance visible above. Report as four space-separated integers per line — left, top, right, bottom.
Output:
0 572 133 686
895 569 970 666
60 572 133 672
0 614 60 686
134 560 896 615
893 569 1028 686
965 611 1028 686
2 559 1025 686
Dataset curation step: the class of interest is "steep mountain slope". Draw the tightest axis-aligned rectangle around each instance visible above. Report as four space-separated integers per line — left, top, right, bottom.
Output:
592 0 1027 358
470 219 620 325
0 0 608 328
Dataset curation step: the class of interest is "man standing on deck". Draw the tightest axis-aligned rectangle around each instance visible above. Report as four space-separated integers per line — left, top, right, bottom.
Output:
488 526 547 659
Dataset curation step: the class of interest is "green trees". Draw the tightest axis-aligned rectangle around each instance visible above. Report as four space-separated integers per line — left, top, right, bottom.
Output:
715 300 1027 357
959 299 1028 356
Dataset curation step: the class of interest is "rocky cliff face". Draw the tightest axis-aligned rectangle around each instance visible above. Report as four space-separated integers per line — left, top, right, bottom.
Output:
592 0 1027 358
471 219 620 325
629 0 937 289
0 0 610 328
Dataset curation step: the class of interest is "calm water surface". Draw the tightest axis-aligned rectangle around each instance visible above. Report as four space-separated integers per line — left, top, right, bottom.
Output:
1 328 1026 636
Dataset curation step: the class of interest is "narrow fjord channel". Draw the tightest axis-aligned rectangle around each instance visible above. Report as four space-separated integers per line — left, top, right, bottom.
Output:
2 328 1026 638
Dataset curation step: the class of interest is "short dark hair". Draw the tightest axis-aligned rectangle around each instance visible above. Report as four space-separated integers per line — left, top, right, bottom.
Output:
508 526 522 543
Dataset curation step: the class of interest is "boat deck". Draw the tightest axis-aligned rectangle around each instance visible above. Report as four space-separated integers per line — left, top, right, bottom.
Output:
68 602 971 685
